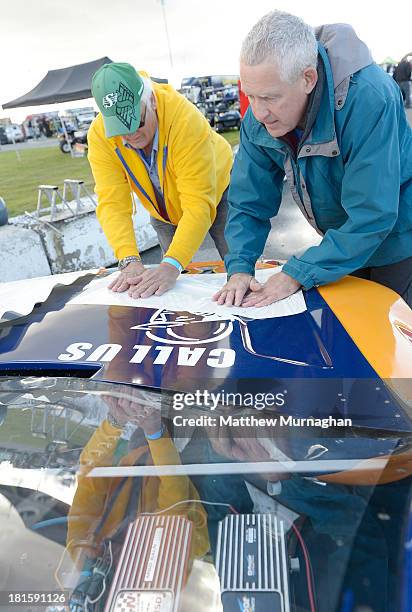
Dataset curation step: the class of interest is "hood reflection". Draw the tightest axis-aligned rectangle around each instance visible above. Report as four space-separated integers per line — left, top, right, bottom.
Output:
0 376 411 612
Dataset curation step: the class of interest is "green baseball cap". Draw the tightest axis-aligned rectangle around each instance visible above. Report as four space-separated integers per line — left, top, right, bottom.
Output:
91 62 144 137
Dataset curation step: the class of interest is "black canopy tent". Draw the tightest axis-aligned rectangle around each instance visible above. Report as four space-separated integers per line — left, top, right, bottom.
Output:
2 57 112 109
2 57 112 158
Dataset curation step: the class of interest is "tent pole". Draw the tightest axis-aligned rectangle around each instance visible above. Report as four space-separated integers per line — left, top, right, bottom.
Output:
12 134 21 162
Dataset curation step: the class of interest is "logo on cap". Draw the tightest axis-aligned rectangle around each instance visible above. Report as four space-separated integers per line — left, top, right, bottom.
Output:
101 81 143 131
102 92 118 108
115 82 138 130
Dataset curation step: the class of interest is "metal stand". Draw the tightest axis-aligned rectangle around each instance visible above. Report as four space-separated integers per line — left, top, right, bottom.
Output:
30 403 69 443
62 179 96 214
36 184 75 221
36 180 95 220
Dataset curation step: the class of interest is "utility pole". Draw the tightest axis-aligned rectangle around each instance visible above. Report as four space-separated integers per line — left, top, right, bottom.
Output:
159 0 174 68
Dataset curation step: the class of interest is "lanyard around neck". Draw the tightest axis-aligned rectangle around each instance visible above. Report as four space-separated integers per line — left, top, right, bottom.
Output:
115 145 170 221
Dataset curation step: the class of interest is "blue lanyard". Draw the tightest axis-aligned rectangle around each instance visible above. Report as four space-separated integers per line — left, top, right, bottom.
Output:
115 145 170 221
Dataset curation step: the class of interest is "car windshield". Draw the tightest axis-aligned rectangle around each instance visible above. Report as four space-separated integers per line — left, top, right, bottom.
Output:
0 375 411 612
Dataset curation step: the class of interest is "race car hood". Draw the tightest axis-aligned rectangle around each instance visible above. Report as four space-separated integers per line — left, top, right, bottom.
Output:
1 267 412 431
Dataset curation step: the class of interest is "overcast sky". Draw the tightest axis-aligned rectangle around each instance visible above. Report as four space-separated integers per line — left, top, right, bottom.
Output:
1 0 410 123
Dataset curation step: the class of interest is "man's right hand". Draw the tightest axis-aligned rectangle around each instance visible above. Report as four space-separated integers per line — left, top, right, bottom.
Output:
108 261 146 293
212 272 262 306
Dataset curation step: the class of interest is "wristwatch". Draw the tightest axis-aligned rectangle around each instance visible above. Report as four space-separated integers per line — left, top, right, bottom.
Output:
118 255 141 271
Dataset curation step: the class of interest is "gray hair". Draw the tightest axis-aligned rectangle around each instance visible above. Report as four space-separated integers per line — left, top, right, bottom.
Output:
240 10 318 84
141 76 154 104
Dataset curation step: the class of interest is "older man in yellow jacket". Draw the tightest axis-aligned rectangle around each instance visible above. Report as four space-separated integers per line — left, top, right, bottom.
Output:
89 62 233 298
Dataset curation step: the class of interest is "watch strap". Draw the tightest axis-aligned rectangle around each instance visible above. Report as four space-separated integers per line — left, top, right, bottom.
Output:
118 255 141 270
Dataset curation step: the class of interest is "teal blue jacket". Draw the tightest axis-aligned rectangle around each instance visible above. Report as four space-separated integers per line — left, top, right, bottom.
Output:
225 28 412 289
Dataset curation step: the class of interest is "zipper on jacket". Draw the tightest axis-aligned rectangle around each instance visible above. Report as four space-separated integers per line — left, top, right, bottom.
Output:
282 145 312 220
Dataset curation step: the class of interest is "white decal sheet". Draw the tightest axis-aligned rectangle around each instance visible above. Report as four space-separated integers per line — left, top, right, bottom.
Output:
0 267 306 322
69 268 307 319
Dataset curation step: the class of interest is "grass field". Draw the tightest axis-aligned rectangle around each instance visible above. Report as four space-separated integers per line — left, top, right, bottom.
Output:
0 145 95 217
221 129 240 147
0 130 240 217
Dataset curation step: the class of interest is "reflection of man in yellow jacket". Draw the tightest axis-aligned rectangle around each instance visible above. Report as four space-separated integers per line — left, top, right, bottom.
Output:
89 62 233 298
67 390 210 570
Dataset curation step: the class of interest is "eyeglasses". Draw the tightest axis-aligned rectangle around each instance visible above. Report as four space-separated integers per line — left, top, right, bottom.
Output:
123 104 148 142
138 104 147 129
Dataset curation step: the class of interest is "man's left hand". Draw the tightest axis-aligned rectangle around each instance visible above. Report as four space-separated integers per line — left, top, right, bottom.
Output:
241 271 301 307
128 262 180 299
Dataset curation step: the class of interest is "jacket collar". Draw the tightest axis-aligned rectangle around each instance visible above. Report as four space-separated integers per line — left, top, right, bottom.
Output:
314 23 373 88
306 43 337 146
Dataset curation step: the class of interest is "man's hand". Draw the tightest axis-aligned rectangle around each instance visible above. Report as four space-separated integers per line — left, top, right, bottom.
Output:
128 262 180 299
212 273 262 306
108 261 146 293
113 397 161 436
103 389 162 436
241 271 301 307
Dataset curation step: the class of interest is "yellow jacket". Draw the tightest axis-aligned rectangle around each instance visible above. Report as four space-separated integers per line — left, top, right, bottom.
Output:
67 420 210 565
88 73 233 267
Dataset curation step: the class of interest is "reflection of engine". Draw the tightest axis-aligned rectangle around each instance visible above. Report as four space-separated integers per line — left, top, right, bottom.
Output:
103 515 193 612
216 514 291 612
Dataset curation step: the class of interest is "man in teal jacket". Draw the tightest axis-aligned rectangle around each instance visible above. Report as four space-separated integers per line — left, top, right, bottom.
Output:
214 11 412 308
